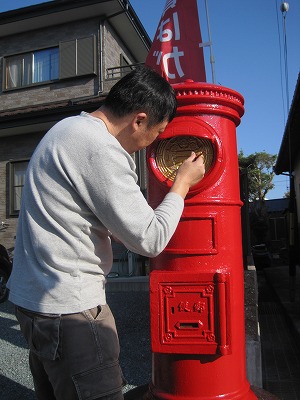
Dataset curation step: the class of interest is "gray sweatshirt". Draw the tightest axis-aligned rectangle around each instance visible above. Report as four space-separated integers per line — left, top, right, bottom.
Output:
8 112 184 313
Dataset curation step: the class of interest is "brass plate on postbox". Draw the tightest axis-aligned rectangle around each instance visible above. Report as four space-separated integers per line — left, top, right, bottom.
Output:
155 136 214 181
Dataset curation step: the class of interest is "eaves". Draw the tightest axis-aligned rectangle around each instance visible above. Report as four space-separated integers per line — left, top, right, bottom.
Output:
0 0 151 61
0 96 106 138
274 73 300 175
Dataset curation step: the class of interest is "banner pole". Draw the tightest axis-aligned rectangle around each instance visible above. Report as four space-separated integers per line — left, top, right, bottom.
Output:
204 0 216 83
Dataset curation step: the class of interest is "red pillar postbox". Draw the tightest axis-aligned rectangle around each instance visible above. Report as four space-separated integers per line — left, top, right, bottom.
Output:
146 80 257 400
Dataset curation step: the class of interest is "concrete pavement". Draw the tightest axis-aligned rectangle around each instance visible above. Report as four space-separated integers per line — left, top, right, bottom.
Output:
0 291 151 399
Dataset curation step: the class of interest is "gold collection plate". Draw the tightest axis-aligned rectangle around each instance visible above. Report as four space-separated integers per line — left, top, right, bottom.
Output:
155 136 214 181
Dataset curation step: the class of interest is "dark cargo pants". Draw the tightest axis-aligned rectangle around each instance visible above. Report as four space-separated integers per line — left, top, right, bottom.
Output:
16 304 125 400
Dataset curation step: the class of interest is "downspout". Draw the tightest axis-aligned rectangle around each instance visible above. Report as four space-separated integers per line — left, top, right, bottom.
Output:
98 19 104 94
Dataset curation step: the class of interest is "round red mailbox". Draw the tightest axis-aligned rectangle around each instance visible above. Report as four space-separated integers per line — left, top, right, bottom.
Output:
146 81 257 399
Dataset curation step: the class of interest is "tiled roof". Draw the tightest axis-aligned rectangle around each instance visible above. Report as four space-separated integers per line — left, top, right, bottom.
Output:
0 95 106 123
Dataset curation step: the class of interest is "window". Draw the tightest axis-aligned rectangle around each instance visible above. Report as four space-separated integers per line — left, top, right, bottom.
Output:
9 160 29 215
60 36 96 79
4 35 96 90
33 48 59 83
5 48 59 89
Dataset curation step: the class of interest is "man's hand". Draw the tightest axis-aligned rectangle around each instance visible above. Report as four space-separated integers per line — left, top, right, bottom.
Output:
170 152 205 199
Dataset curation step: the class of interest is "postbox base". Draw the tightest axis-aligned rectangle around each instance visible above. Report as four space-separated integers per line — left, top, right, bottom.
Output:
124 385 279 400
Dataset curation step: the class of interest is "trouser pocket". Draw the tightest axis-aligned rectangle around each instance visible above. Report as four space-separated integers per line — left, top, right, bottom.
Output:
16 307 61 360
72 361 124 400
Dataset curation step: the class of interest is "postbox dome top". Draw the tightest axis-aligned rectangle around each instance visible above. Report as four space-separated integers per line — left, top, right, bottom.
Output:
172 80 245 126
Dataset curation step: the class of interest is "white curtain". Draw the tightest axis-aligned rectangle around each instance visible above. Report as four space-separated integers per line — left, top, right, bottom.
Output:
6 54 32 88
13 163 27 211
6 57 22 88
6 48 58 88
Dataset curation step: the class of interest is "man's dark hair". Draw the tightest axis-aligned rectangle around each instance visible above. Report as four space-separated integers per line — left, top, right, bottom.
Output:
104 66 177 127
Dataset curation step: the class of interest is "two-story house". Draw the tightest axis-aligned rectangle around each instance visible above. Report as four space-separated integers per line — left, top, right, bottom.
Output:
274 74 300 270
274 74 300 228
0 0 151 263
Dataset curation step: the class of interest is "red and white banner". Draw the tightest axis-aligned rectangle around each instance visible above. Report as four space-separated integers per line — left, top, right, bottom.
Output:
146 0 206 84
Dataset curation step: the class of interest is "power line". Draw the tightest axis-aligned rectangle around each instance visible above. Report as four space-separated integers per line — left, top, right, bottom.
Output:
275 0 286 123
280 2 290 113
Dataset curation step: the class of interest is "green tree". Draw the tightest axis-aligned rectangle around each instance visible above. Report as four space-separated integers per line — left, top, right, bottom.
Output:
239 150 277 245
238 150 277 202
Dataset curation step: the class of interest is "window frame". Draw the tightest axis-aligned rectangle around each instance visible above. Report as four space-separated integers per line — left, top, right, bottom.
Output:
3 35 97 91
9 159 29 216
3 46 60 91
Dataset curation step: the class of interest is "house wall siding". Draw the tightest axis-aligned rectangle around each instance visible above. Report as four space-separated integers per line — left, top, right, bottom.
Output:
102 21 136 91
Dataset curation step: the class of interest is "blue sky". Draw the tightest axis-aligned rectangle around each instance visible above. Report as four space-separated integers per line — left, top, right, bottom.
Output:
1 0 300 199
